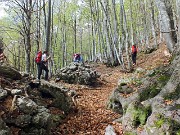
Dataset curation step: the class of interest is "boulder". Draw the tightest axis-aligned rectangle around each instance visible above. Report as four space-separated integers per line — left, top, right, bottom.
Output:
0 65 22 80
38 80 74 113
3 96 52 135
56 62 100 85
0 88 7 100
108 55 180 134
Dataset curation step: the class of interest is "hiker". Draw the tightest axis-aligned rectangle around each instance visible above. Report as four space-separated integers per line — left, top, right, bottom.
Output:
73 53 83 63
36 50 50 81
0 48 6 63
131 44 137 66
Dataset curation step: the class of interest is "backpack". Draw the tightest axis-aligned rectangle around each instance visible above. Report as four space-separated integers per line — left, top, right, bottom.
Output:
35 51 42 63
132 45 137 53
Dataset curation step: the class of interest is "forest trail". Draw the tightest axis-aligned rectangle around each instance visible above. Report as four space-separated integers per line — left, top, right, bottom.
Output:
54 64 124 135
53 42 170 135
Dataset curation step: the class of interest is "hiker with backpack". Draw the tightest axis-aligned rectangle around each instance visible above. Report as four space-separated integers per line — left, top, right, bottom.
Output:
131 44 137 66
35 50 50 81
73 53 83 63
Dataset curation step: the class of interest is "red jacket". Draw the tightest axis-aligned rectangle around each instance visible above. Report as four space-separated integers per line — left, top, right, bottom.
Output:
132 45 137 53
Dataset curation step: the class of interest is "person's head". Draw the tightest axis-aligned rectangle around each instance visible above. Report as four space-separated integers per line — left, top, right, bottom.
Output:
133 44 136 46
43 50 48 54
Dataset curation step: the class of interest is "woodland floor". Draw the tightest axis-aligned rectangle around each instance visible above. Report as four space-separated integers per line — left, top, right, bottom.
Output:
52 42 171 135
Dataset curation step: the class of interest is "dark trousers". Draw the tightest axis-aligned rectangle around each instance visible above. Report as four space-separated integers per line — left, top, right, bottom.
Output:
132 52 137 64
37 62 49 80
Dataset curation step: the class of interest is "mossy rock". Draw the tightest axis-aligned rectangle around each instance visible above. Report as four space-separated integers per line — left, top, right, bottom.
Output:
139 72 171 102
117 85 134 94
139 83 161 102
164 84 180 100
131 104 151 126
144 113 180 135
155 115 180 134
123 101 152 132
158 74 170 86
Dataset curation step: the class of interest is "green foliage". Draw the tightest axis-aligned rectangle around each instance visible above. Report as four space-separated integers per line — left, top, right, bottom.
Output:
0 0 160 74
155 118 164 128
132 105 151 127
177 131 180 135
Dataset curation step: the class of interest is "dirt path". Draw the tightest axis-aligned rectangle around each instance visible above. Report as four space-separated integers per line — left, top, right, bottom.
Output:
54 64 125 135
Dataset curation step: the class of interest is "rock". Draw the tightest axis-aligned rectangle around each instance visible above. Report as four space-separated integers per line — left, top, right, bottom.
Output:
108 54 180 135
105 125 116 135
145 70 156 77
15 115 32 127
0 117 12 135
56 62 100 85
16 96 38 114
6 96 53 134
0 88 7 100
0 65 22 80
135 67 145 74
122 101 151 133
142 112 180 135
118 85 134 94
20 128 46 135
118 78 132 86
32 109 51 128
20 72 29 77
11 89 22 95
38 80 73 113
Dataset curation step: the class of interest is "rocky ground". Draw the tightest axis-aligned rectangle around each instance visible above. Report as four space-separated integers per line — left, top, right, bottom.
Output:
52 42 171 135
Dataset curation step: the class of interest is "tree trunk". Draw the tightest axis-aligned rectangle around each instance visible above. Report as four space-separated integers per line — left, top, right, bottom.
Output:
155 0 174 52
45 0 52 51
150 0 158 48
177 0 180 45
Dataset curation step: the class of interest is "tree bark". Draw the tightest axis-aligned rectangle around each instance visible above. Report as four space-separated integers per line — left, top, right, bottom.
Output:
155 0 174 52
45 0 52 51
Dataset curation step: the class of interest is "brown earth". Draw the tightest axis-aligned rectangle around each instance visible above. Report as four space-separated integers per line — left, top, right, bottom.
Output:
52 42 171 135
